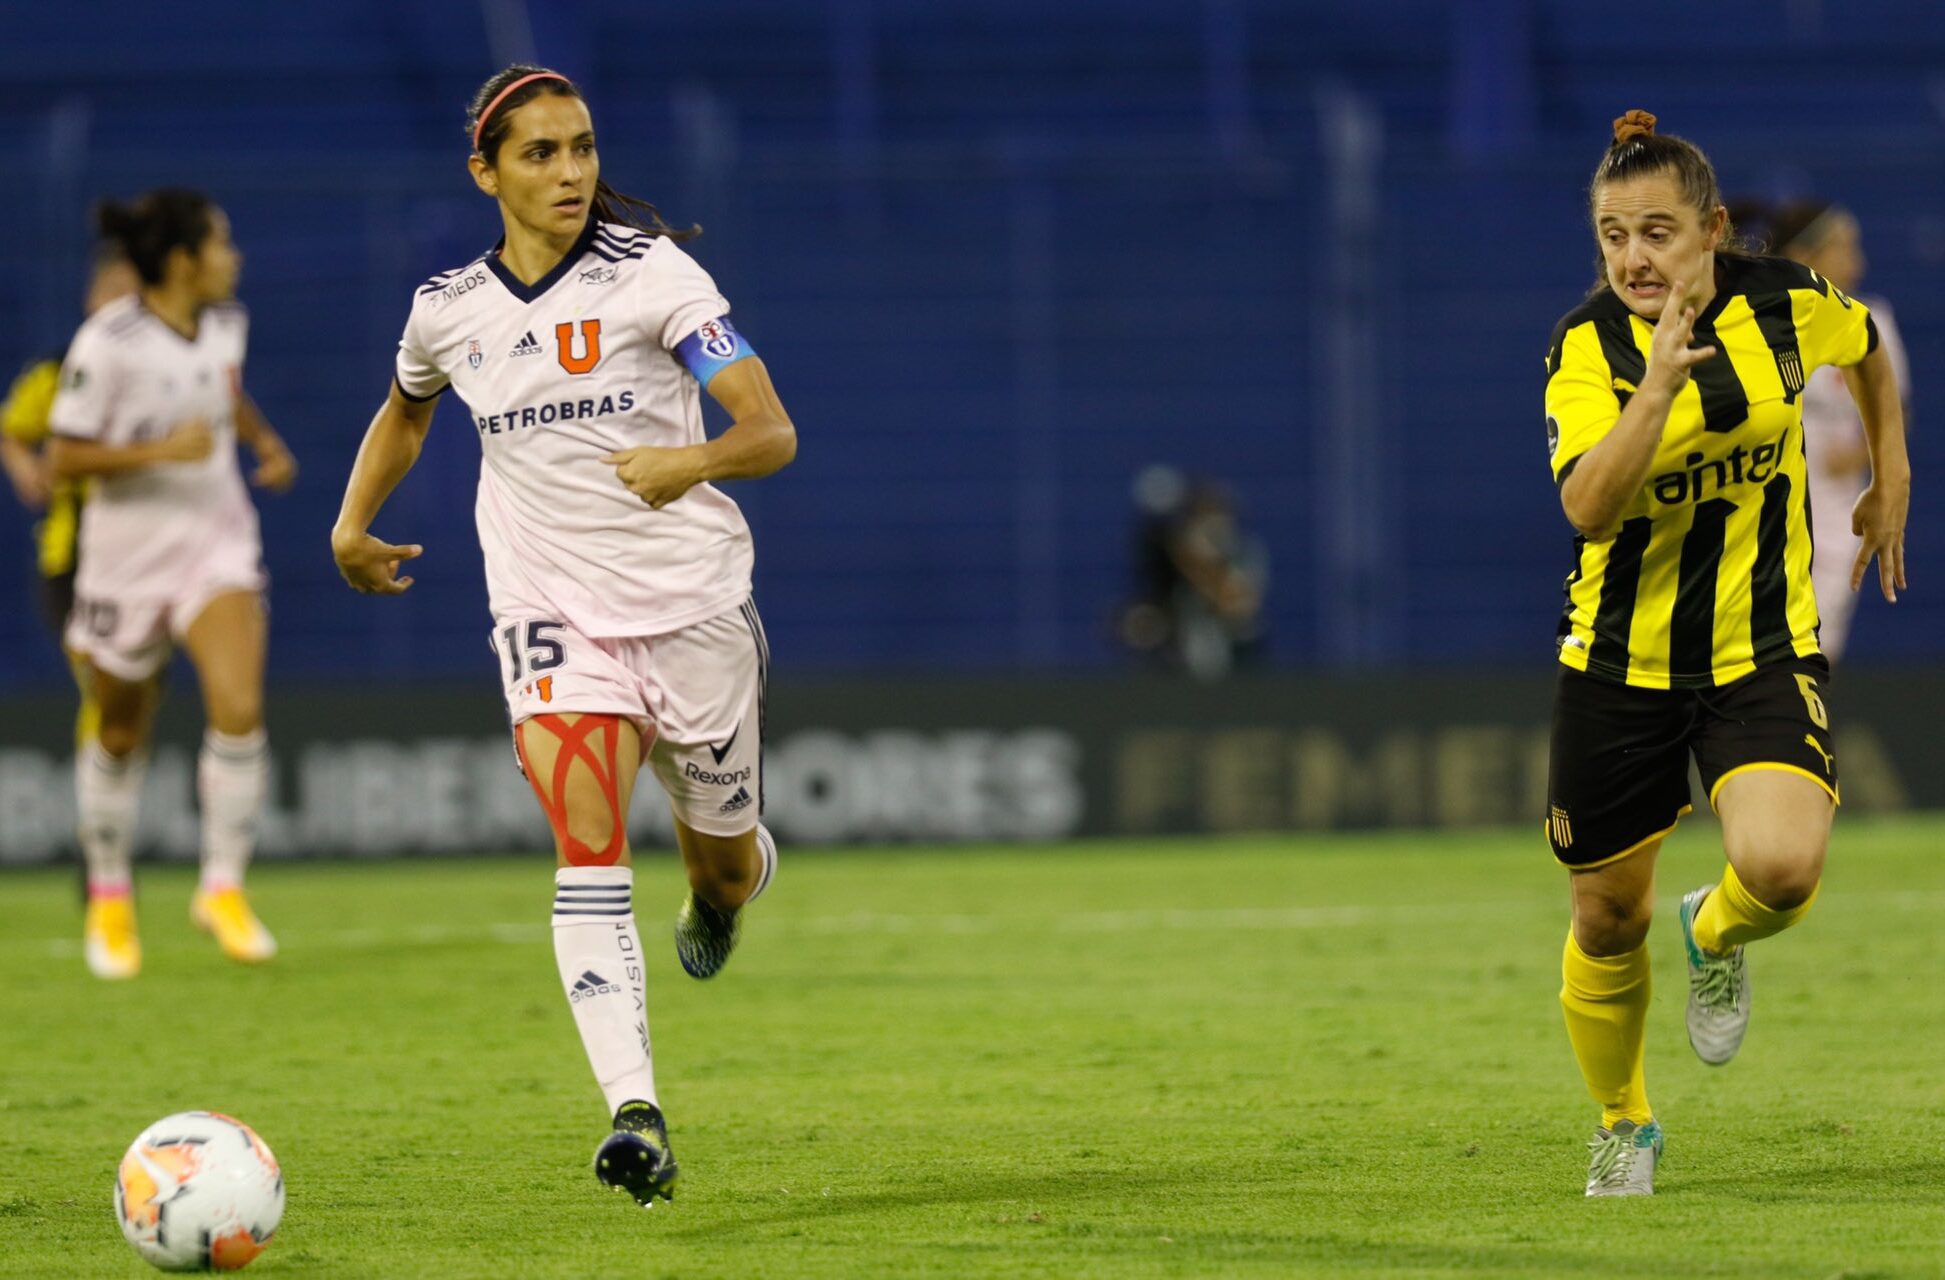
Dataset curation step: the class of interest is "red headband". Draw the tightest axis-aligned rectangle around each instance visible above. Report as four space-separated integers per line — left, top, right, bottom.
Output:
473 72 571 152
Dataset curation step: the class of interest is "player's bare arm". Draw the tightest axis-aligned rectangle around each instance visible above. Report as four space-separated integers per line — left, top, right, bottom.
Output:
0 436 50 509
600 356 796 509
48 419 213 478
1559 281 1716 540
1840 344 1909 601
330 381 435 594
233 391 297 492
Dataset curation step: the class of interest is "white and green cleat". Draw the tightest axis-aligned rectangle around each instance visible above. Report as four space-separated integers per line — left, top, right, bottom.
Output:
1680 885 1751 1066
1585 1119 1663 1197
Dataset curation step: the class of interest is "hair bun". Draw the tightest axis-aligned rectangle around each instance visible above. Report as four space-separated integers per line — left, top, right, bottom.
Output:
1612 110 1657 145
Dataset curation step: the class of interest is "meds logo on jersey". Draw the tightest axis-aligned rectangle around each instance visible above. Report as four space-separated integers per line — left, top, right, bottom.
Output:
467 338 484 370
697 319 738 361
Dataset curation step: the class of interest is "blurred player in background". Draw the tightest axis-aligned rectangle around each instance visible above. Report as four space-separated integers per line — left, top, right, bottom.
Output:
1762 200 1912 661
1117 465 1267 679
2 246 139 748
1543 112 1907 1195
331 66 795 1205
48 189 298 979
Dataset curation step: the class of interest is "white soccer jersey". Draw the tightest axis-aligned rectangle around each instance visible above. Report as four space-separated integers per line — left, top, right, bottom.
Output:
47 296 261 604
395 220 756 637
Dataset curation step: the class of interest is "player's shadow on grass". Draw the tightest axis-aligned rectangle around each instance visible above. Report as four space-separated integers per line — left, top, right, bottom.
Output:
1673 1155 1945 1196
657 1164 1202 1236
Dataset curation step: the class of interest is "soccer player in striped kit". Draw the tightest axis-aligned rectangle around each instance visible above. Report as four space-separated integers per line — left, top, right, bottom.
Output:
48 190 297 980
1542 112 1908 1195
331 66 793 1205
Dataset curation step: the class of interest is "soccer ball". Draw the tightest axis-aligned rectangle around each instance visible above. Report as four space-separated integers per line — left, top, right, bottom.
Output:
115 1112 284 1272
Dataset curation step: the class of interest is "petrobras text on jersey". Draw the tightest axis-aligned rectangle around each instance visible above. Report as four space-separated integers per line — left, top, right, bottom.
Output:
475 389 637 436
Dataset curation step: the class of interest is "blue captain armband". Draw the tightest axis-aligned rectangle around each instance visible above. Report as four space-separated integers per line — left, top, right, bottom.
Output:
674 317 756 386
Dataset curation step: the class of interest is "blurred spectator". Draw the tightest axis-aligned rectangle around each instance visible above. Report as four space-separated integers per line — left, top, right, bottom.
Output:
1118 465 1267 679
1741 199 1912 661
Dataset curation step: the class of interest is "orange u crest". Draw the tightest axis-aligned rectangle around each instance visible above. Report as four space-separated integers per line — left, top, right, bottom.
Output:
556 319 602 374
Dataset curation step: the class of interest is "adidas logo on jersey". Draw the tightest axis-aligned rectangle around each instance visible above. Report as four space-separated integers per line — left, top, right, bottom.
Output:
508 330 544 358
719 787 753 815
569 970 621 1002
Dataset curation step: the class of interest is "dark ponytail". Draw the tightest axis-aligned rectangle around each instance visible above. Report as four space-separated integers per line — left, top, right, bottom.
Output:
465 64 700 242
95 188 215 285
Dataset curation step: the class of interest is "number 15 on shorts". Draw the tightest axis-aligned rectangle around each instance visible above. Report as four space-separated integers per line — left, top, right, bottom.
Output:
497 619 566 702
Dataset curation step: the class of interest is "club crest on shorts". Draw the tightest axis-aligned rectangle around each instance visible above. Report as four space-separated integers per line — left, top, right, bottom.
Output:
1549 806 1575 849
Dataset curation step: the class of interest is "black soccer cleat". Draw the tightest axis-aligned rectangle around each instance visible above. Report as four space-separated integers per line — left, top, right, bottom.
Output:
674 892 741 979
594 1101 679 1206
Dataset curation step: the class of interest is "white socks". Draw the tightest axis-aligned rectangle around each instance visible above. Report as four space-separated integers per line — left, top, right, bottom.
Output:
750 823 778 903
77 743 145 897
552 866 657 1115
198 728 269 892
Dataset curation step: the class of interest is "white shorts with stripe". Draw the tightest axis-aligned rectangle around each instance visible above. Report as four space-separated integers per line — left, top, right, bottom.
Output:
494 599 768 837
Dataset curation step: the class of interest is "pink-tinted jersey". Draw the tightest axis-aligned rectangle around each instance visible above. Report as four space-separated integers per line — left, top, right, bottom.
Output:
395 221 754 638
47 296 261 605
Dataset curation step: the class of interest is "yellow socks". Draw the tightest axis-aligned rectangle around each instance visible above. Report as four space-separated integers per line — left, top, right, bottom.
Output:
1560 930 1653 1129
1691 861 1818 954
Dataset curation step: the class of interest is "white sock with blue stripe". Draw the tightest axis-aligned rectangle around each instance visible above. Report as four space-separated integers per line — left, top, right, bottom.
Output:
552 865 656 1115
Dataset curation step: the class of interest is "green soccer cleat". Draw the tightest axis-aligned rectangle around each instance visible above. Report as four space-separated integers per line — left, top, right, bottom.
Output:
1585 1118 1663 1197
674 892 741 980
1680 885 1751 1066
594 1101 679 1206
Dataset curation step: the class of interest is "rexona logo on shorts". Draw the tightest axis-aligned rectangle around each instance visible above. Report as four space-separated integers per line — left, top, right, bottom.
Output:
685 761 753 787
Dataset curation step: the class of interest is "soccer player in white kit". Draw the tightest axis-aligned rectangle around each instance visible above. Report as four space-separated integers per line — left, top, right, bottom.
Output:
330 66 794 1205
1763 201 1912 660
47 189 299 979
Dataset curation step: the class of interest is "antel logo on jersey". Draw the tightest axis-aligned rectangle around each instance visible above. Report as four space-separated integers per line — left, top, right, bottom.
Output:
467 339 484 370
697 319 738 361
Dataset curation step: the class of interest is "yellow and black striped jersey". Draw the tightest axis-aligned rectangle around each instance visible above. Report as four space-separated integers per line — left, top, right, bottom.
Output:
1545 255 1877 689
0 356 82 578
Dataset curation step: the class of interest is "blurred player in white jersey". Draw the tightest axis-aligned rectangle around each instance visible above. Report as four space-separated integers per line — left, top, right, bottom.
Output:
48 189 298 979
331 66 795 1205
1763 200 1911 660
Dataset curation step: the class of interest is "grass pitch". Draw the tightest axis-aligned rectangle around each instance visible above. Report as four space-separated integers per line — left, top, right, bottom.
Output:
1 820 1942 1278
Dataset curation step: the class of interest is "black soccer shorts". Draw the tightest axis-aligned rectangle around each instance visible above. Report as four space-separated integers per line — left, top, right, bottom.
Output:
1545 656 1839 868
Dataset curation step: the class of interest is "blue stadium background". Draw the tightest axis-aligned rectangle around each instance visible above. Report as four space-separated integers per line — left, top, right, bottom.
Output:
2 0 1941 688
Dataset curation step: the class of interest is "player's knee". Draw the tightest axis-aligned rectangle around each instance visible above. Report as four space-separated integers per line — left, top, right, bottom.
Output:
205 691 263 738
1737 855 1824 912
553 808 626 867
1724 832 1827 911
1573 893 1653 955
96 719 146 760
